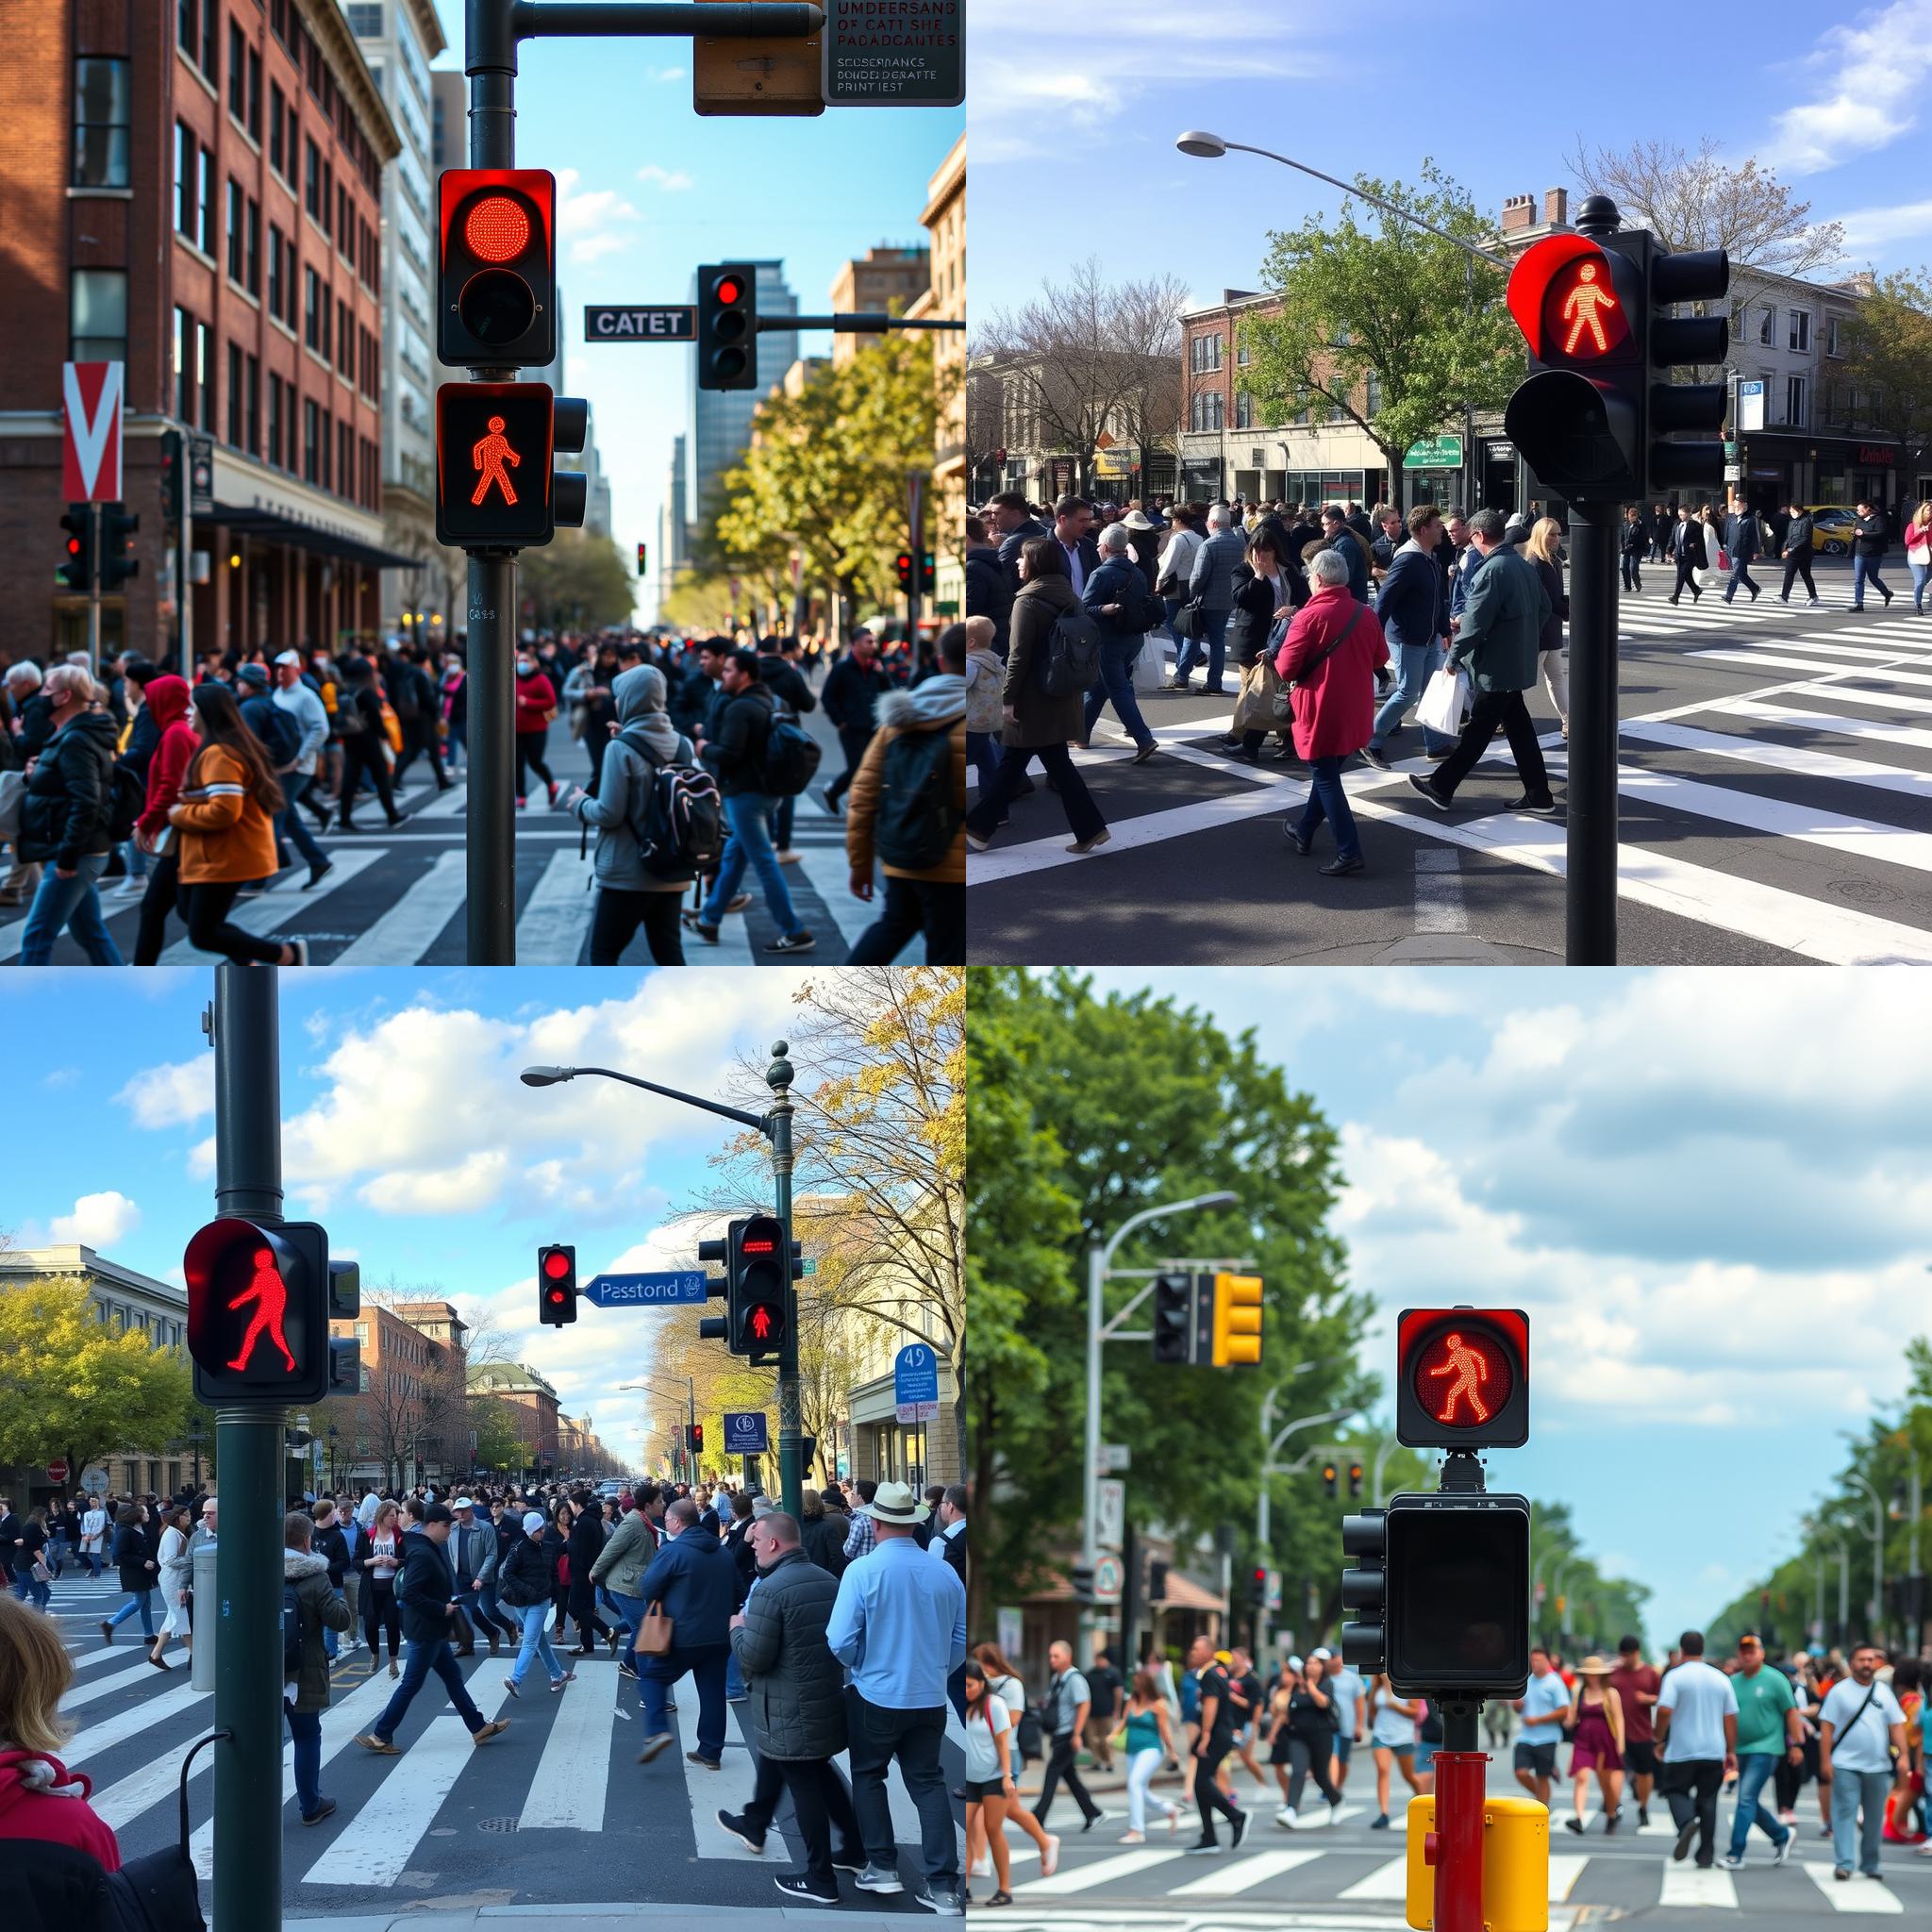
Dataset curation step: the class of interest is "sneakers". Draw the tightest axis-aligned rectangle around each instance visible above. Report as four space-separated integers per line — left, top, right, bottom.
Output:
636 1731 675 1763
472 1719 509 1746
1359 745 1391 771
1771 1835 1793 1866
774 1874 840 1905
502 1676 521 1700
1230 1810 1249 1849
1507 794 1560 816
1674 1818 1700 1861
718 1808 766 1854
354 1733 399 1756
914 1882 966 1915
1719 1852 1743 1869
1275 1806 1297 1829
764 931 816 954
965 831 991 852
1407 773 1451 811
1184 1840 1224 1856
681 912 721 943
855 1864 905 1894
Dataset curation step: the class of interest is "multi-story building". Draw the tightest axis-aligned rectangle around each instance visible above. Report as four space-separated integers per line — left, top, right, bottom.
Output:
347 0 448 637
689 259 797 529
910 134 964 618
0 1 405 672
468 1359 562 1474
971 351 1178 505
326 1296 468 1485
654 432 690 619
829 244 929 368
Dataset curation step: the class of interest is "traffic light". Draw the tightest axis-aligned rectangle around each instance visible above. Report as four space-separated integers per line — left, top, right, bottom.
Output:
99 504 139 591
437 169 557 368
1339 1507 1387 1674
697 1222 736 1344
538 1243 577 1326
58 506 92 591
328 1255 361 1394
1644 244 1731 492
636 541 648 578
1069 1560 1095 1603
696 263 757 391
919 549 936 596
1375 1492 1532 1695
1394 1307 1529 1449
728 1212 790 1359
1348 1461 1364 1499
160 429 184 521
436 384 588 549
1323 1462 1339 1499
1250 1565 1269 1610
1152 1271 1196 1364
894 550 915 593
1209 1271 1263 1367
687 1423 705 1455
184 1217 337 1404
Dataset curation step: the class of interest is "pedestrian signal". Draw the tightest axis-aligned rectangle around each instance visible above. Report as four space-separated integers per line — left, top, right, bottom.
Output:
1379 1491 1532 1695
1394 1307 1529 1449
696 263 758 391
184 1218 333 1404
538 1244 577 1326
437 169 557 368
1209 1272 1263 1367
728 1212 791 1359
436 383 556 548
1339 1507 1388 1674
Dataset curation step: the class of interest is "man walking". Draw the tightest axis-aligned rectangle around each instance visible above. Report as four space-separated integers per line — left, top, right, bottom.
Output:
1176 506 1245 695
1032 1639 1103 1829
354 1502 510 1757
1511 1647 1571 1807
1852 500 1896 610
1722 504 1762 603
1608 1635 1662 1824
1777 503 1821 605
1655 1628 1738 1869
634 1495 738 1769
1407 508 1557 817
1818 1641 1908 1883
825 1478 967 1913
821 628 891 814
449 1496 509 1657
1719 1632 1799 1870
1669 508 1707 604
1363 503 1455 769
1184 1634 1248 1854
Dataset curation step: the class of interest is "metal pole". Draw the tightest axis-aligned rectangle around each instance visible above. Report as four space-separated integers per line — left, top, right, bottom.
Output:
1372 1435 1398 1508
1838 1545 1849 1645
180 500 194 679
1432 1703 1486 1932
765 1041 801 1521
88 501 102 676
1081 1241 1103 1669
1566 504 1620 963
1256 1459 1271 1659
209 964 285 1932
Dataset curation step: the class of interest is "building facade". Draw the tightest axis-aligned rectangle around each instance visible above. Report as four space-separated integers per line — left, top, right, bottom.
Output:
468 1359 562 1475
911 133 964 620
326 1296 468 1486
829 244 930 368
0 0 406 673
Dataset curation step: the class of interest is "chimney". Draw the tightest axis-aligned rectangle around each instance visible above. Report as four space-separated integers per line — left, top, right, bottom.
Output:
1500 193 1535 235
1543 187 1569 229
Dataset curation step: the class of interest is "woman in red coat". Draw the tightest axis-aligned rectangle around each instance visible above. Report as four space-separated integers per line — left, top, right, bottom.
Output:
0 1594 121 1872
513 650 559 808
1274 547 1390 876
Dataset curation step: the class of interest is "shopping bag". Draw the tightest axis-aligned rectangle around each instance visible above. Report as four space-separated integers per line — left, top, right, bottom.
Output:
1416 666 1469 738
1132 629 1168 693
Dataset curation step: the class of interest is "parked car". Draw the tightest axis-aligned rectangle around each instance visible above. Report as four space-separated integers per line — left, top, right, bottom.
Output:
1803 505 1859 555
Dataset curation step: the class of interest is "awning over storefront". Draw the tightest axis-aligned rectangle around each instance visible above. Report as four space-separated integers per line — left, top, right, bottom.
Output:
209 500 416 572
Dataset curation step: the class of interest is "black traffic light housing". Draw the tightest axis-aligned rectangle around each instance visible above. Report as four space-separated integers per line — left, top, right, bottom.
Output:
697 262 757 391
185 1217 337 1405
99 504 139 591
1339 1507 1388 1674
58 506 92 591
328 1256 361 1394
637 541 648 578
894 550 915 593
729 1212 790 1362
1322 1462 1339 1499
1646 242 1732 492
437 169 557 369
688 1423 705 1455
538 1243 578 1326
160 429 184 521
1069 1560 1095 1603
1348 1461 1364 1499
1151 1270 1195 1364
436 385 589 550
697 1222 737 1344
1394 1306 1530 1449
1378 1491 1532 1697
919 549 936 596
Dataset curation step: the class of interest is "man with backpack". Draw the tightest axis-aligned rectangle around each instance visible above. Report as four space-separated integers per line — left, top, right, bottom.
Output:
842 624 966 963
757 635 817 865
390 646 453 793
685 649 816 954
1079 522 1161 760
235 662 327 891
819 629 892 814
284 1507 352 1825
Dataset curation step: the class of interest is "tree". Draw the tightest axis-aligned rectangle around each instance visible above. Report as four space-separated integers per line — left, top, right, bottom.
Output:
0 1277 194 1481
1239 163 1522 513
515 529 638 631
1837 271 1932 482
975 260 1189 495
1568 138 1845 280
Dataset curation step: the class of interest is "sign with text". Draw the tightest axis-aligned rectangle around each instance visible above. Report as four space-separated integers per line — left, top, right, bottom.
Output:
723 1410 770 1455
824 0 964 107
581 1269 707 1307
893 1341 941 1423
585 305 696 342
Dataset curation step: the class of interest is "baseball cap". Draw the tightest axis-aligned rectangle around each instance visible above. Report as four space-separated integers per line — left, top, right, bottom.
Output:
522 1510 546 1534
1287 1654 1305 1673
1311 1646 1333 1661
1738 1632 1762 1649
451 1496 476 1511
274 649 303 668
418 1502 454 1525
235 662 270 688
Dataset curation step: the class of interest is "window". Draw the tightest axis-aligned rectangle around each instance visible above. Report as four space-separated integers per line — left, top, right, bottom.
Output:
246 198 259 295
338 419 351 497
306 137 320 219
174 307 191 418
71 269 127 362
245 352 260 454
304 264 321 348
247 46 261 140
321 406 333 491
175 121 195 235
355 1322 370 1345
1786 374 1807 427
337 297 351 374
199 144 215 254
270 82 284 173
178 0 195 57
1238 339 1251 367
1233 391 1253 429
226 176 243 281
227 339 242 444
322 159 333 237
304 397 319 482
321 286 332 362
74 58 131 187
347 2 383 33
1828 314 1845 358
267 222 284 317
268 373 284 466
227 18 244 119
1789 309 1810 353
203 0 218 82
1757 305 1774 345
195 320 211 427
338 183 349 255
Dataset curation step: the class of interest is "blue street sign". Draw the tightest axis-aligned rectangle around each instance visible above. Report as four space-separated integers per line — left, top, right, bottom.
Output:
893 1342 941 1406
723 1411 770 1455
582 1270 707 1307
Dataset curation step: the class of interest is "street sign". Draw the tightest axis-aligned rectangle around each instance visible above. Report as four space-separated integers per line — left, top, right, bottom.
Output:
1724 462 1742 482
722 1410 770 1455
1096 1477 1125 1552
1738 378 1766 433
1091 1552 1124 1603
188 435 215 515
45 1458 68 1484
893 1342 941 1423
1403 434 1464 470
62 361 123 502
581 1270 707 1307
1098 1442 1131 1473
585 304 695 341
823 0 965 107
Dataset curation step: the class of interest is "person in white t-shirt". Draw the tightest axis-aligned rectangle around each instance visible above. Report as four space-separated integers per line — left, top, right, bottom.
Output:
1818 1642 1908 1882
1655 1629 1738 1869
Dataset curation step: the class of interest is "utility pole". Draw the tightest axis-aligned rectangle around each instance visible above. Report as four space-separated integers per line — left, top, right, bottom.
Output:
764 1041 801 1521
905 468 926 635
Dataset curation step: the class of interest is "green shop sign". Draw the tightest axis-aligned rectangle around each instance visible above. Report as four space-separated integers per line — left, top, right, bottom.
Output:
1403 435 1465 469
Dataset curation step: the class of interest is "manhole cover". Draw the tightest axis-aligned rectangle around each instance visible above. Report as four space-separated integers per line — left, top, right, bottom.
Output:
475 1817 520 1833
1826 876 1904 907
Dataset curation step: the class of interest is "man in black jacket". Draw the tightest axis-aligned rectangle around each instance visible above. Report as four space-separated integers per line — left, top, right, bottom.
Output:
757 636 816 864
820 629 891 813
963 516 1013 657
988 490 1049 591
391 646 452 792
334 658 404 832
17 664 122 965
354 1504 510 1756
1778 501 1820 605
1853 499 1895 609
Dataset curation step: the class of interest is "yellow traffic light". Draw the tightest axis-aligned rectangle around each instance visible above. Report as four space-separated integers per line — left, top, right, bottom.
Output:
1211 1272 1264 1367
1404 1793 1548 1931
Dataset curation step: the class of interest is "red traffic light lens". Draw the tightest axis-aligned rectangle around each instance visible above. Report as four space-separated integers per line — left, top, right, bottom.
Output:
541 1250 571 1279
1411 1325 1513 1428
714 275 743 306
546 1288 566 1305
465 194 531 263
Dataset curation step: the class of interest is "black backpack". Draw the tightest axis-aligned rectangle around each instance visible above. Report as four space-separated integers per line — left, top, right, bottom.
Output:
630 734 724 881
1037 605 1105 696
874 724 960 871
282 1580 304 1678
247 695 302 770
106 761 145 843
763 699 823 798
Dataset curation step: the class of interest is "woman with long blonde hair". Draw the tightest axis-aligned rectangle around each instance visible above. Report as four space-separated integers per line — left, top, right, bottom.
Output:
0 1592 122 1869
1524 518 1571 740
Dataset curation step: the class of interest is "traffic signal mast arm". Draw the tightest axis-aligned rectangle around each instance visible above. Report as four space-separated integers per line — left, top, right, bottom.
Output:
765 315 967 333
473 1 825 62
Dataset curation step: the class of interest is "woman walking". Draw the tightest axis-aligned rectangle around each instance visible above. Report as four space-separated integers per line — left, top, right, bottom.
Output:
499 1509 571 1696
100 1504 157 1644
78 1494 107 1579
1120 1667 1184 1841
1368 1674 1424 1828
8 1507 53 1610
961 1659 1017 1906
146 1506 192 1669
1224 531 1301 762
1276 1652 1344 1828
1565 1655 1625 1834
1907 503 1932 613
360 1500 403 1677
1524 517 1571 740
513 650 559 808
969 1642 1061 1877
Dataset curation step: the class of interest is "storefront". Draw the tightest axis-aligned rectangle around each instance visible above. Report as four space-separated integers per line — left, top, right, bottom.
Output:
1740 433 1905 514
845 1357 959 1490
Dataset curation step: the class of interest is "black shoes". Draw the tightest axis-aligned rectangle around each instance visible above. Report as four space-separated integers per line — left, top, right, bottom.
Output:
1407 774 1451 811
1318 855 1365 876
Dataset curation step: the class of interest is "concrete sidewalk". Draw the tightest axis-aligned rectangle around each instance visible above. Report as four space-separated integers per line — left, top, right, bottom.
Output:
286 1910 922 1931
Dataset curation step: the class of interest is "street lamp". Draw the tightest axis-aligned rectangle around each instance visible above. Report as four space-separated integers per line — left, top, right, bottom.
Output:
1842 1472 1886 1641
1254 1397 1358 1657
1080 1190 1239 1661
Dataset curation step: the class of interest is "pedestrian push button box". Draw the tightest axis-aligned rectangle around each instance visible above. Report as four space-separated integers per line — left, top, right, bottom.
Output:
1404 1792 1548 1931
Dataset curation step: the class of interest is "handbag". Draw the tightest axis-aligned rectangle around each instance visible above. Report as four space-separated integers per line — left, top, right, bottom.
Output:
1416 664 1470 738
1171 598 1205 643
1276 605 1367 720
633 1596 675 1657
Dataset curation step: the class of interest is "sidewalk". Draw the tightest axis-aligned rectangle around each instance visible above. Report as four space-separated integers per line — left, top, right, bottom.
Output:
286 1911 922 1931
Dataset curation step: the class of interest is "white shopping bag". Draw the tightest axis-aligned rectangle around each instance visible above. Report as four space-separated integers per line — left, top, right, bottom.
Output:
1132 628 1171 693
1415 666 1469 739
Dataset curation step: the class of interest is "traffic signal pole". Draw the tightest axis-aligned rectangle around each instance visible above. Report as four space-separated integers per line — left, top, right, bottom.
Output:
1565 506 1621 963
763 1041 802 1522
207 963 287 1931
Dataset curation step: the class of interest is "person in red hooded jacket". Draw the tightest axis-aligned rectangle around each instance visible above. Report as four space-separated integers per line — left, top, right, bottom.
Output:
513 648 559 808
130 673 199 965
1274 546 1389 877
0 1592 120 1872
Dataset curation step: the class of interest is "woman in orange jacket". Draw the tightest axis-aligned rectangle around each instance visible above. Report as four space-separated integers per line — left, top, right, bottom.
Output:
167 682 308 965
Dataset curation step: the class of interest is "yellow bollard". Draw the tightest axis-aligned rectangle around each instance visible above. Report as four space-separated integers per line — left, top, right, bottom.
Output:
1404 1793 1550 1931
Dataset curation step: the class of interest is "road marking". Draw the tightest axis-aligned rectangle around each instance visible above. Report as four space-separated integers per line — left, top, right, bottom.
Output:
1337 1854 1408 1901
1547 1852 1590 1900
514 847 594 963
1658 1863 1738 1908
1168 1848 1326 1895
65 1681 211 1768
1805 1861 1906 1911
1785 681 1932 718
1691 651 1932 688
1413 847 1468 931
411 782 470 819
154 844 389 965
1016 1848 1193 1894
1690 697 1932 753
331 849 469 965
775 791 867 952
673 1678 790 1860
1622 720 1932 805
60 1652 165 1707
520 1670 620 1831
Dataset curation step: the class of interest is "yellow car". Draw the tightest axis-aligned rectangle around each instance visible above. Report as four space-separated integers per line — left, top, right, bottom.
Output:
1803 506 1859 556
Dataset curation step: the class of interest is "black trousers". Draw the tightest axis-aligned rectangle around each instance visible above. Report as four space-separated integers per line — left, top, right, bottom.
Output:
1661 1757 1725 1865
845 876 964 965
1781 553 1819 600
845 1690 957 1883
1033 1732 1100 1825
1621 553 1642 591
515 728 555 800
965 743 1105 845
775 1757 865 1890
339 735 398 825
588 887 686 964
133 850 181 965
1670 558 1702 601
824 726 874 808
1431 689 1551 803
1193 1740 1241 1842
181 880 285 965
1287 1732 1342 1809
362 1576 400 1660
392 716 447 786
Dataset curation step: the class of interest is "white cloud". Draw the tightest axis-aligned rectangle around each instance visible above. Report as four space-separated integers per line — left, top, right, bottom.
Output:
47 1191 142 1248
116 1055 215 1128
569 232 634 266
636 164 693 193
1824 194 1932 255
360 1150 511 1216
556 166 641 266
1765 2 1932 173
650 65 687 83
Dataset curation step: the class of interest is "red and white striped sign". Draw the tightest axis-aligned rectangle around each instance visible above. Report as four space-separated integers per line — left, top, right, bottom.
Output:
62 360 124 503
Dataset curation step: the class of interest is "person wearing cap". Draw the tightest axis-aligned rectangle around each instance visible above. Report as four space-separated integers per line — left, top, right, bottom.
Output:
1719 1633 1798 1869
354 1502 510 1756
448 1498 510 1658
825 1477 968 1913
1655 1628 1738 1869
1608 1636 1662 1825
496 1508 571 1696
1563 1657 1627 1837
269 652 332 889
632 1495 738 1770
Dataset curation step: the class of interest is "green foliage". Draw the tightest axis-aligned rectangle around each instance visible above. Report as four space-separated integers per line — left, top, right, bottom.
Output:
1528 1499 1652 1653
1239 161 1522 499
516 529 638 631
1838 271 1932 458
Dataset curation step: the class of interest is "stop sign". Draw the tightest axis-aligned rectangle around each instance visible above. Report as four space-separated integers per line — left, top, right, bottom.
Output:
45 1459 69 1483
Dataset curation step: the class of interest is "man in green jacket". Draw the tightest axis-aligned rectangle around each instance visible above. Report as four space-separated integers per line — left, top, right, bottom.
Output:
590 1486 659 1680
1407 507 1557 816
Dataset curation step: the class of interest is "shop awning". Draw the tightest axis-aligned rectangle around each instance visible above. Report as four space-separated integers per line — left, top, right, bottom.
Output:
209 500 416 572
1154 1571 1226 1612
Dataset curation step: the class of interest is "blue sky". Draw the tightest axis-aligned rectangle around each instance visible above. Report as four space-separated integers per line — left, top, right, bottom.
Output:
970 0 1932 319
3 969 819 1468
1079 969 1932 1645
426 1 963 623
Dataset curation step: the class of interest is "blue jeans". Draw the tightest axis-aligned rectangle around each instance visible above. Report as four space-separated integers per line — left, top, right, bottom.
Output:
1175 607 1228 691
965 730 1000 792
509 1600 563 1687
1723 560 1760 601
1830 1765 1890 1874
1370 638 1452 754
20 850 123 965
12 1572 51 1609
640 1641 727 1760
606 1588 643 1660
276 774 328 872
371 1636 486 1742
1726 1752 1789 1856
1082 635 1156 749
284 1700 323 1819
700 792 801 936
120 839 148 881
108 1587 155 1635
1912 559 1930 611
1296 756 1362 863
1854 553 1893 606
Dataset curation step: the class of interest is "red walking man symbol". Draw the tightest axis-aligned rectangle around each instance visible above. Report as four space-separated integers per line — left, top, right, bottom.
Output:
471 413 521 508
1560 261 1618 355
1426 1331 1491 1424
226 1245 297 1373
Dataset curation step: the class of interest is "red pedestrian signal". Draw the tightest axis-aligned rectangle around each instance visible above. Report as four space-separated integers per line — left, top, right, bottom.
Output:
538 1244 578 1326
1394 1307 1529 1449
184 1218 333 1403
727 1212 791 1358
437 384 555 548
437 169 557 368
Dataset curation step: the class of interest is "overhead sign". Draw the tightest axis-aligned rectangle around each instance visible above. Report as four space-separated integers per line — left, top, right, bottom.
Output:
1403 434 1464 470
893 1341 941 1423
823 0 965 107
62 361 123 502
722 1410 770 1455
582 1269 707 1307
585 304 696 342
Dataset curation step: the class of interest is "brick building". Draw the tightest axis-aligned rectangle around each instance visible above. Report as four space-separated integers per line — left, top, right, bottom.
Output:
0 0 404 673
326 1295 468 1486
